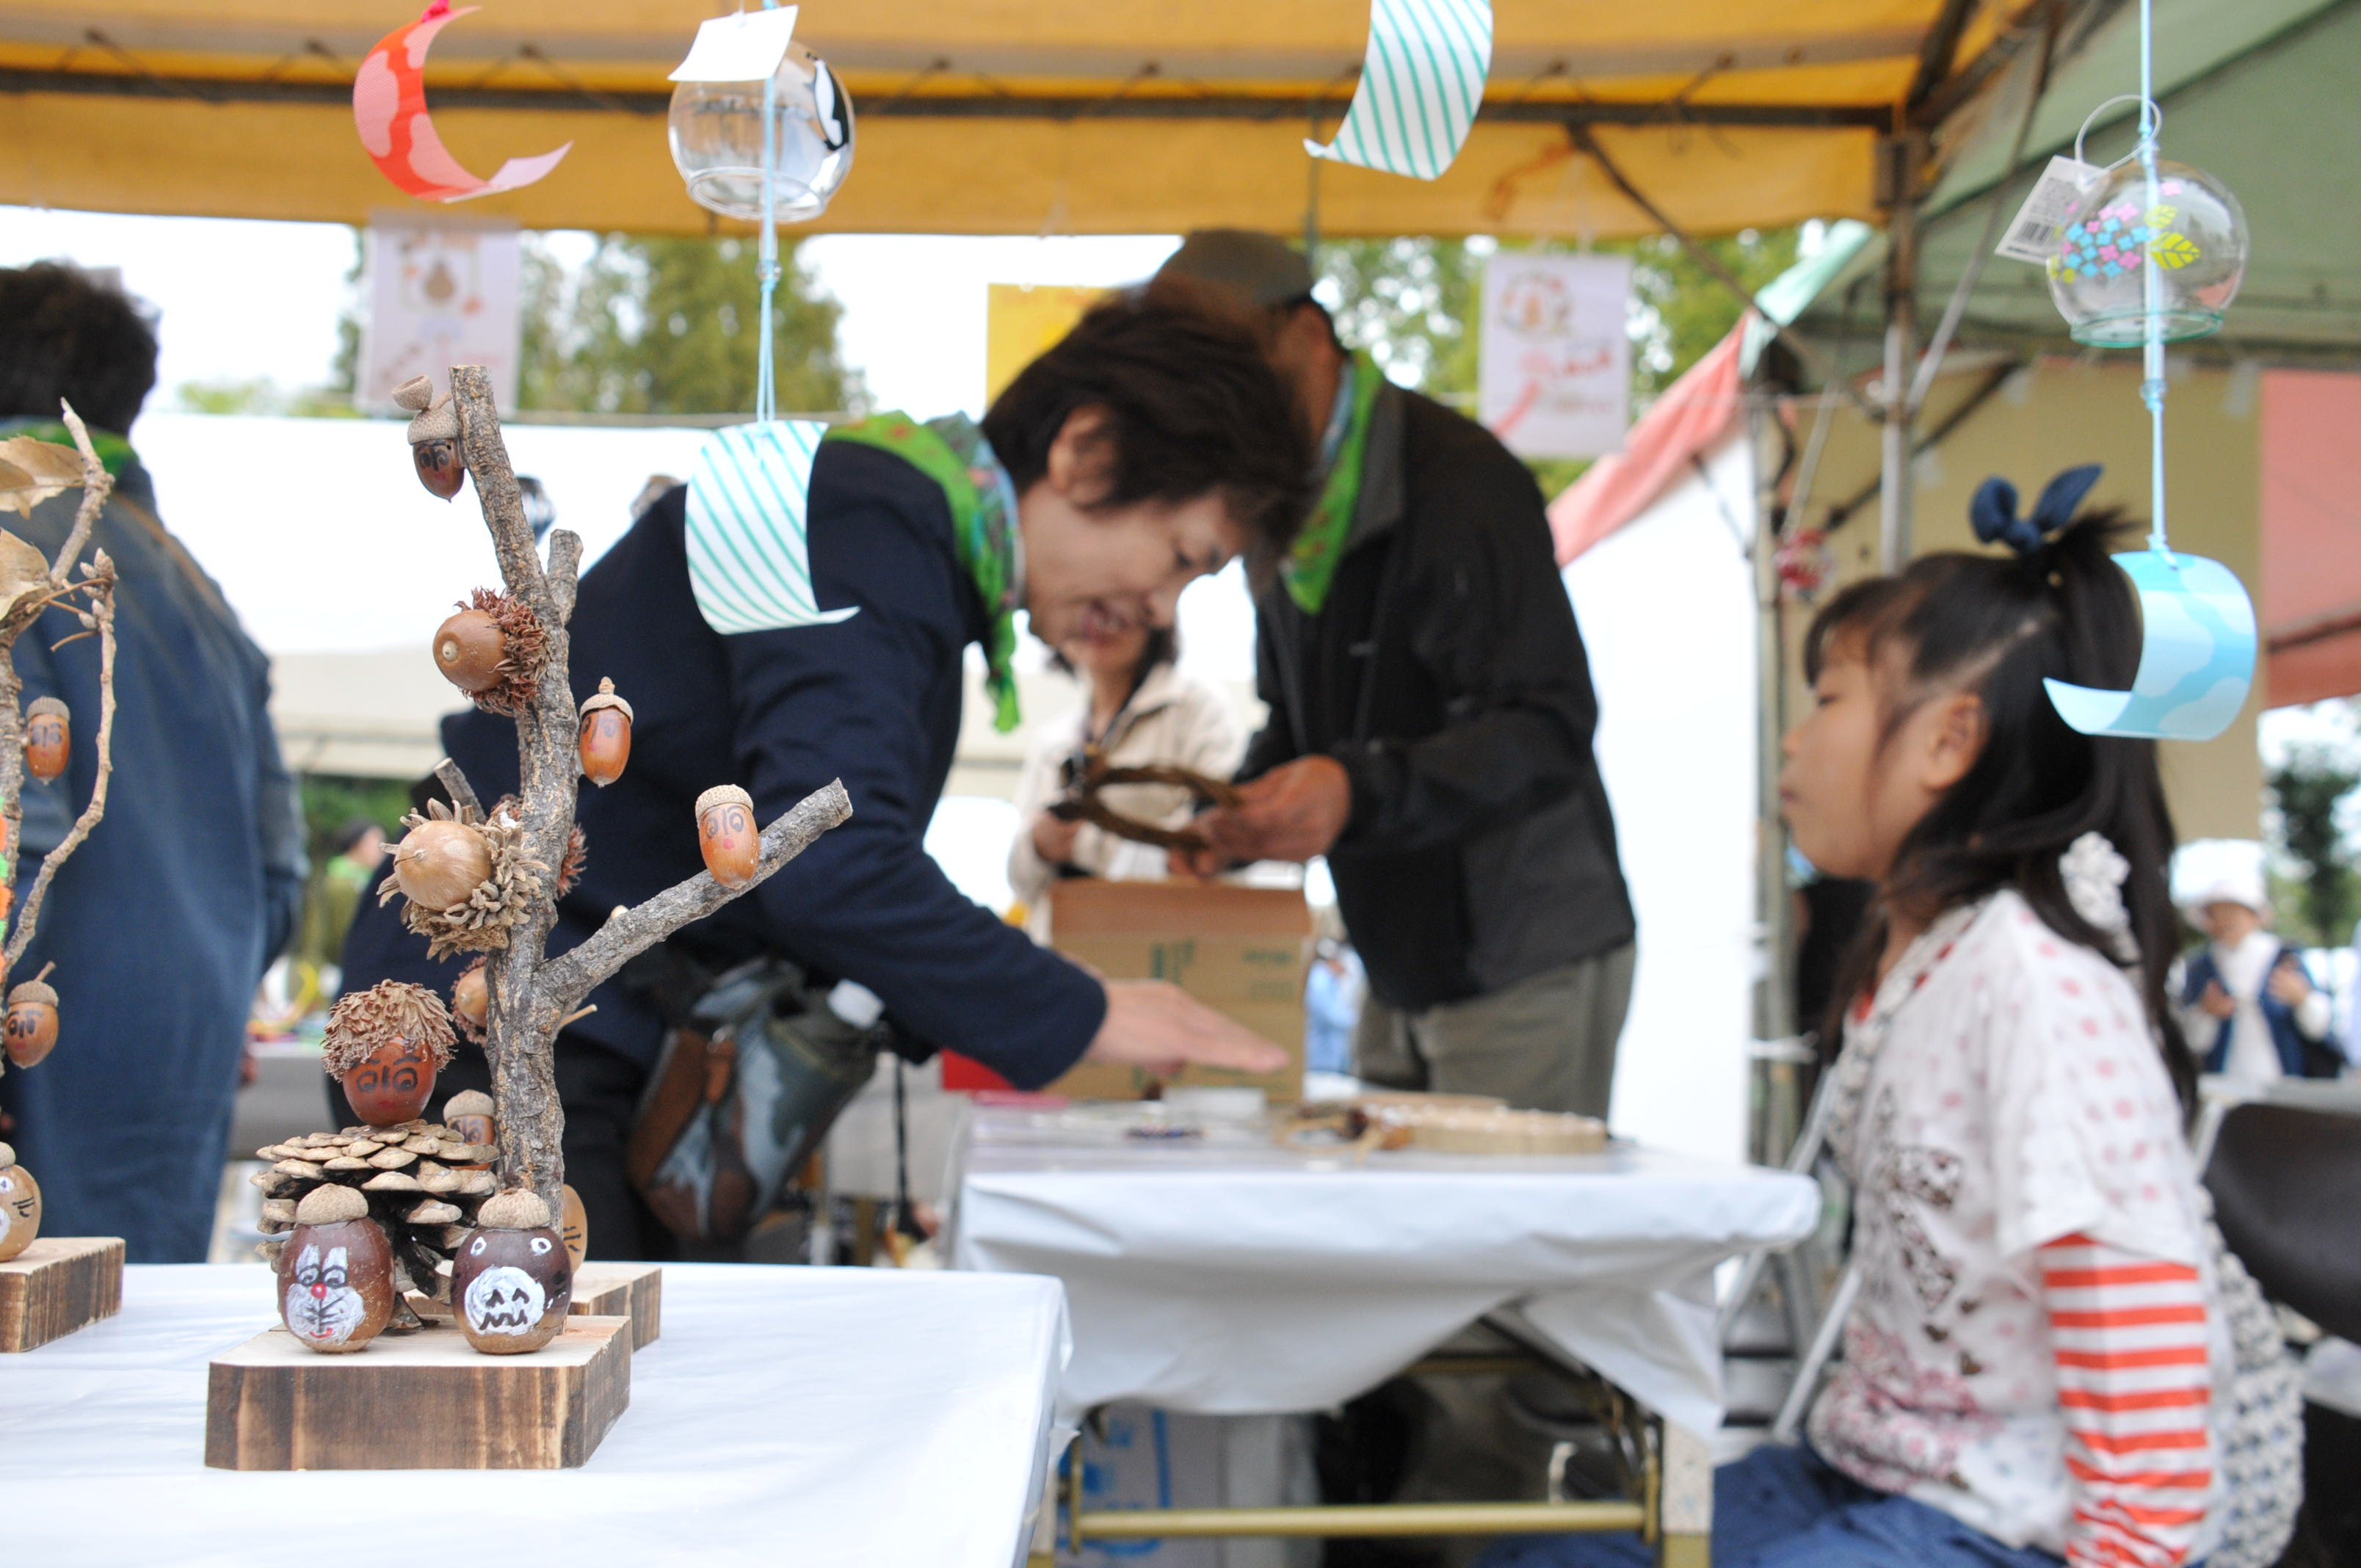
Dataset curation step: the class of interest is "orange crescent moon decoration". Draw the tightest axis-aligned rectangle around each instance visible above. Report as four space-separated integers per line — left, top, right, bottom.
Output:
352 1 572 202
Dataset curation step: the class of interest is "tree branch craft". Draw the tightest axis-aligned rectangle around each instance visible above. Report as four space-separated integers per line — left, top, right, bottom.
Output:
1048 749 1242 855
0 404 122 1078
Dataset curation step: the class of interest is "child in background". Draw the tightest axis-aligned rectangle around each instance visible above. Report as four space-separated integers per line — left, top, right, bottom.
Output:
1490 477 2278 1568
2171 870 2336 1086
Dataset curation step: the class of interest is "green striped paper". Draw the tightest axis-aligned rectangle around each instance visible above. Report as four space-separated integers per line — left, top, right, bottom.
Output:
684 420 860 636
1307 0 1492 182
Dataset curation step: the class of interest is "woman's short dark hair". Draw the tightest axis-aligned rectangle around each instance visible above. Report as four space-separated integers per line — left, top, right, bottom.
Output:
0 264 159 435
1804 510 2198 1113
983 283 1311 578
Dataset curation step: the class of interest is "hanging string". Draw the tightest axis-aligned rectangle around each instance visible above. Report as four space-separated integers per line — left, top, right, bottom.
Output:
2137 0 2167 555
755 0 780 424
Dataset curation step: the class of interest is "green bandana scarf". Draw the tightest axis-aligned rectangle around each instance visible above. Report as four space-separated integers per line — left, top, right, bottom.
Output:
1283 353 1382 616
824 412 1023 733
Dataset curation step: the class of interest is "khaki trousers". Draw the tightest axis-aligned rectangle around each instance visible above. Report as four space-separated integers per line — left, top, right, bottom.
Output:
1352 943 1636 1117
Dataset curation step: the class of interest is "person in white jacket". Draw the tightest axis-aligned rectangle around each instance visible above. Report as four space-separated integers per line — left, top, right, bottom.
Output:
1009 624 1242 940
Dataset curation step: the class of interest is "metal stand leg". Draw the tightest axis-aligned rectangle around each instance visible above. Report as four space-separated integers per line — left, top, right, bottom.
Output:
1655 1419 1713 1568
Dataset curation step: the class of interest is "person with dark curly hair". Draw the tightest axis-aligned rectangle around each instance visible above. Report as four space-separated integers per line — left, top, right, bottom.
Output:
0 262 305 1261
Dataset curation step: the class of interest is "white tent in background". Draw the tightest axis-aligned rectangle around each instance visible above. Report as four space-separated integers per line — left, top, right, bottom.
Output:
1548 225 1873 1166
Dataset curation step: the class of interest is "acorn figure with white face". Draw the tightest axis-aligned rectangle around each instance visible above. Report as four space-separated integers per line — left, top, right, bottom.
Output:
23 696 68 782
696 784 758 888
0 1143 41 1263
277 1185 395 1354
453 1188 573 1355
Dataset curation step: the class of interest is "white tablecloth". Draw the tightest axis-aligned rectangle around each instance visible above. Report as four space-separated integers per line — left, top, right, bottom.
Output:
948 1105 1818 1434
0 1261 1069 1568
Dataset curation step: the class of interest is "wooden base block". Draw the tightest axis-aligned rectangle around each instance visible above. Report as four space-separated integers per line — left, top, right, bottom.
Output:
206 1315 631 1470
570 1263 661 1349
0 1236 123 1351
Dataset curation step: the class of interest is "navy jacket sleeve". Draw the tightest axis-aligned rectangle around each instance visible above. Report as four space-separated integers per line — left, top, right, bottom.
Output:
725 446 1106 1089
1332 437 1600 854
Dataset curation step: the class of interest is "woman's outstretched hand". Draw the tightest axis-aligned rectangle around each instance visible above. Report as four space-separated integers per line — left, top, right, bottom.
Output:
1084 979 1288 1078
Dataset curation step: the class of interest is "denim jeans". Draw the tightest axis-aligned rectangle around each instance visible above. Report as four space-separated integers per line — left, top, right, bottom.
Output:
1475 1443 2070 1568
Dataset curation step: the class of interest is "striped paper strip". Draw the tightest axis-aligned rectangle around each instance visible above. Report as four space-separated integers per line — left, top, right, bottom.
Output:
684 420 860 636
1308 0 1493 182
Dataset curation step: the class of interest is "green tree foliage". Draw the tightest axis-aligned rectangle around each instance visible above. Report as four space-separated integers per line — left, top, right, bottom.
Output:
1313 228 1803 497
2267 746 2361 947
521 235 860 417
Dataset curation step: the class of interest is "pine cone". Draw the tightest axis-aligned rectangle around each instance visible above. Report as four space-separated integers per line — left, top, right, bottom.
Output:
250 1119 503 1304
376 799 545 960
459 587 548 717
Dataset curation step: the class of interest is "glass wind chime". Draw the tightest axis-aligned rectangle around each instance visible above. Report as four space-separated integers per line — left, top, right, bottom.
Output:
665 5 863 638
2037 0 2255 741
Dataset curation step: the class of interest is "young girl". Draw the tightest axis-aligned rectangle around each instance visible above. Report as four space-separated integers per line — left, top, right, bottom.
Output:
1493 490 2276 1568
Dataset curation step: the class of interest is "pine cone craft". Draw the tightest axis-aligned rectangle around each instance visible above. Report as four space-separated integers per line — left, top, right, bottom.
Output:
250 1119 503 1327
377 798 547 960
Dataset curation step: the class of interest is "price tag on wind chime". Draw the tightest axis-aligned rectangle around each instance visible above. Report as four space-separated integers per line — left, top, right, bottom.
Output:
665 4 861 636
1990 0 2257 741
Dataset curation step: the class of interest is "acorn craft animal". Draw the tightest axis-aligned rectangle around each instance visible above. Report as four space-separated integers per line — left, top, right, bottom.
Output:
276 1184 395 1354
578 678 633 788
0 1142 41 1263
4 963 58 1069
394 374 464 501
324 980 457 1128
21 695 68 781
453 1188 573 1354
378 796 545 961
696 784 758 888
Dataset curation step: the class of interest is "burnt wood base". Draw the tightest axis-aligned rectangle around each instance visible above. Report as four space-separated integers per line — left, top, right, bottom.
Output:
0 1236 123 1351
205 1314 631 1469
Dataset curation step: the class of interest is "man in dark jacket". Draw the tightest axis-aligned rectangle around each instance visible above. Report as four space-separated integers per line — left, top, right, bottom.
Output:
0 264 306 1260
343 290 1306 1257
1161 232 1635 1118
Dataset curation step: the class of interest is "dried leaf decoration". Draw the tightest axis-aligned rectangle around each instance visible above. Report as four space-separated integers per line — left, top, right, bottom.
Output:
0 438 85 520
0 531 52 617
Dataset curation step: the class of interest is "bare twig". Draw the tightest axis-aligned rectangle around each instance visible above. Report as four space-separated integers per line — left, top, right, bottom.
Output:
5 556 117 973
540 781 852 1015
48 402 112 587
433 756 485 823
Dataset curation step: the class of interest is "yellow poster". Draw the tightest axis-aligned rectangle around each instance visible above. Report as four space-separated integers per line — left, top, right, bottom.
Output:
984 284 1103 406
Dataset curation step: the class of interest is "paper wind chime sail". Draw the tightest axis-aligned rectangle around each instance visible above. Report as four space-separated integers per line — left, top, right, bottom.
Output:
1308 0 1493 181
352 3 572 202
669 5 857 637
2024 0 2255 741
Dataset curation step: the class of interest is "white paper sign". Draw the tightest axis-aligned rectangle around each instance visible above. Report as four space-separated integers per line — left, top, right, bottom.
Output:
357 216 522 413
669 7 799 83
1479 253 1631 460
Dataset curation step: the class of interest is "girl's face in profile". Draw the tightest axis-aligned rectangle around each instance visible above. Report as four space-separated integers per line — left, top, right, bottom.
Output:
1781 636 1983 885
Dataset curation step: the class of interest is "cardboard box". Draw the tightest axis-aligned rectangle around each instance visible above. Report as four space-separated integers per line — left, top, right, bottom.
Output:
1045 880 1309 1103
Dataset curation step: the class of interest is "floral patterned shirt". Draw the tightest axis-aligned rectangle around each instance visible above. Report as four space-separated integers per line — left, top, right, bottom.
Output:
1808 890 2227 1558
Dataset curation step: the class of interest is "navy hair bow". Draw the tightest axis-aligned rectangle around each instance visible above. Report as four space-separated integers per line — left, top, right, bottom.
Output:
1970 464 2103 556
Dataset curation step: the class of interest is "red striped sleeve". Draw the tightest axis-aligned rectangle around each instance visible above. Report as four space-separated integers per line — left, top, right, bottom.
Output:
2042 1233 2213 1568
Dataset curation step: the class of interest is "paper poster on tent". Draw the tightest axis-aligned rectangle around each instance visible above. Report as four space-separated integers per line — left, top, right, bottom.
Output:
357 215 522 413
1479 253 1631 460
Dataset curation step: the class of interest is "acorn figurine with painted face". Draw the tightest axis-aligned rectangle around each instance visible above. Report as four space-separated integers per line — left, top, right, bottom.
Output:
394 374 465 501
324 980 457 1129
578 678 634 788
0 1143 40 1263
277 1184 395 1353
696 784 759 888
23 695 68 782
4 965 58 1069
454 1188 573 1354
443 1089 496 1169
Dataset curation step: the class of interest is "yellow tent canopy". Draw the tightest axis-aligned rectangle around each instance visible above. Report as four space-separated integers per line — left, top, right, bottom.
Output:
0 1 2049 237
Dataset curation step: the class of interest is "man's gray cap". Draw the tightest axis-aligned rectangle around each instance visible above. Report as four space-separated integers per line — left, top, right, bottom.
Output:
1154 230 1316 310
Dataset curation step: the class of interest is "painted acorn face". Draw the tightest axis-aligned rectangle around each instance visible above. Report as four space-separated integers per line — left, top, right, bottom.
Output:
4 999 57 1068
23 712 66 781
579 708 630 788
448 1112 495 1168
0 1165 40 1263
275 1220 394 1354
698 799 757 888
454 1227 571 1354
342 1037 438 1126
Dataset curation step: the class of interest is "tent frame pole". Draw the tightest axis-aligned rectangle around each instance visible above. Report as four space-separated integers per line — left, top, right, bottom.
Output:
1876 137 1923 570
